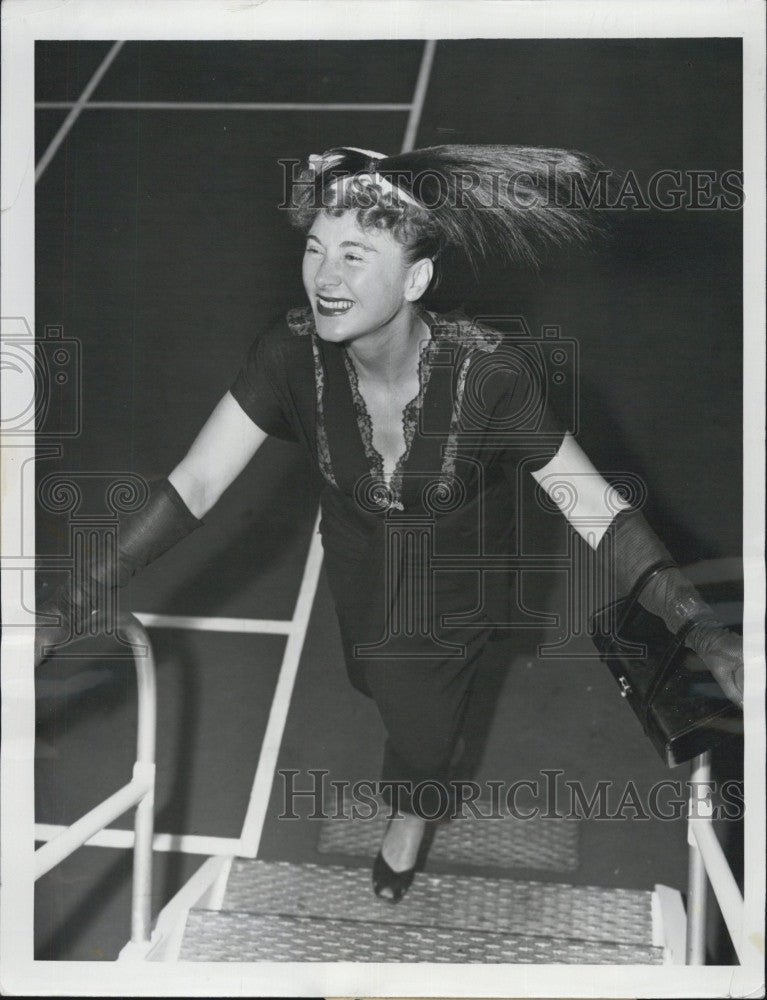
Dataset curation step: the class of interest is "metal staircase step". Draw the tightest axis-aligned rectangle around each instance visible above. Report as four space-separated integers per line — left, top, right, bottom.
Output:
317 793 579 872
221 859 654 946
179 909 663 964
176 859 663 963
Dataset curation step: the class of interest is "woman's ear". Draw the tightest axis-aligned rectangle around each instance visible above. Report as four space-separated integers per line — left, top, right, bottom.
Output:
405 258 434 302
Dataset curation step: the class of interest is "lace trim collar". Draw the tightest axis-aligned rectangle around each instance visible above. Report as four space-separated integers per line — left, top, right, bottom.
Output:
287 305 503 510
341 322 434 510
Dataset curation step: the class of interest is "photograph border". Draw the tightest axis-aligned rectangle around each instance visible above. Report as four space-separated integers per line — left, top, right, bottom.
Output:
2 1 764 996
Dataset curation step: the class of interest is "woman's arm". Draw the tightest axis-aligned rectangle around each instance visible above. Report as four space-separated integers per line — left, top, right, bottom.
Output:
531 432 744 707
36 392 269 665
530 432 631 546
168 390 269 519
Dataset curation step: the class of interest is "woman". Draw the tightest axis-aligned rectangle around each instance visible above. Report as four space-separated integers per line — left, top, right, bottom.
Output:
36 144 744 903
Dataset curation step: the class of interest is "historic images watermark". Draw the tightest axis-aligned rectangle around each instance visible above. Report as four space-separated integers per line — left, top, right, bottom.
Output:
278 159 745 212
277 768 745 823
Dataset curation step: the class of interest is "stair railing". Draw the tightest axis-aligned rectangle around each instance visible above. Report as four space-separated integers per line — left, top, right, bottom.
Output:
681 559 748 966
686 750 745 964
34 612 156 943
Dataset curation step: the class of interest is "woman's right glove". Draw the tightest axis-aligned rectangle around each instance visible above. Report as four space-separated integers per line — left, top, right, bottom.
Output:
35 478 201 666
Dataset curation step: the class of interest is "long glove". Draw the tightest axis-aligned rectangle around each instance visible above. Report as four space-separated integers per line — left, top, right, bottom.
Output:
609 508 744 708
35 478 201 665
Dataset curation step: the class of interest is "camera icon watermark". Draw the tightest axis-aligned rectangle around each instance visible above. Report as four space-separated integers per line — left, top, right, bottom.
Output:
1 318 81 437
419 315 578 445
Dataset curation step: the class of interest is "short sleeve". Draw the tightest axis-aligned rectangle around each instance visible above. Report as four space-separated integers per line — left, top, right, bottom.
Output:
230 326 298 442
495 365 565 437
486 348 568 476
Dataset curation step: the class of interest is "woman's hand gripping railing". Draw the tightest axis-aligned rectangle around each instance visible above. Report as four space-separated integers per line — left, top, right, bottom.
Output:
33 612 157 944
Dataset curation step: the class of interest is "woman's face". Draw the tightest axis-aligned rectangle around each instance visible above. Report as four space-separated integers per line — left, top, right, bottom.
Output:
302 210 418 344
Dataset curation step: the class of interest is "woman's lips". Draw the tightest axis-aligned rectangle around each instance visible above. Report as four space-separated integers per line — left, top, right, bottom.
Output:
316 295 354 317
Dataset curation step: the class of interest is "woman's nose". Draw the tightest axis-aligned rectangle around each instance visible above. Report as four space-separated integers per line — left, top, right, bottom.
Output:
315 256 341 288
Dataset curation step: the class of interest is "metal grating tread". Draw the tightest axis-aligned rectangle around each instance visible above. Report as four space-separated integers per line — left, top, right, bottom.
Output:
179 910 663 964
317 793 578 872
222 859 654 946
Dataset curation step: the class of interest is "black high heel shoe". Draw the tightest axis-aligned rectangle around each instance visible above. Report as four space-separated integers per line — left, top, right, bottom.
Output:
372 849 416 904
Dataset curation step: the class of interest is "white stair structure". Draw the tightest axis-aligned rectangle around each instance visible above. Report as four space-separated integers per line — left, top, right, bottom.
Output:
135 781 677 964
175 858 665 964
25 547 746 970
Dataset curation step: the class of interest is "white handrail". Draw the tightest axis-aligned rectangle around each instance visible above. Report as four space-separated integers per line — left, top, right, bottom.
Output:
34 613 156 944
686 751 745 964
689 815 744 953
34 775 152 880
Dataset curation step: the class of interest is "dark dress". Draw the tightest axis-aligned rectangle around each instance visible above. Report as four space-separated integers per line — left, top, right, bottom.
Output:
231 305 566 814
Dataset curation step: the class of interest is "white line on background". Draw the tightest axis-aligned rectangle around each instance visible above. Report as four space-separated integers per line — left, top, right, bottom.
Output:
401 39 437 153
35 41 124 183
237 513 325 857
36 101 412 112
134 613 293 635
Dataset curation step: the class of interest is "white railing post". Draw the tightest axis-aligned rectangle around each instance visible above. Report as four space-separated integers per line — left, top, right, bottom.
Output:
33 613 157 945
686 752 710 964
686 744 749 966
121 613 157 943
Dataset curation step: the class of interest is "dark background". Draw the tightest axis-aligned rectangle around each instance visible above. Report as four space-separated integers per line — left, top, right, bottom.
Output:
34 39 743 963
36 38 743 557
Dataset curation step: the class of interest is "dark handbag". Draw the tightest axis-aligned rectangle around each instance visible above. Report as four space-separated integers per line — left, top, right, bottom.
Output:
590 561 743 767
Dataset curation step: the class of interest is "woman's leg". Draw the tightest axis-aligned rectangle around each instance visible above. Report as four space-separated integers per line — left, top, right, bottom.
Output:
361 628 492 876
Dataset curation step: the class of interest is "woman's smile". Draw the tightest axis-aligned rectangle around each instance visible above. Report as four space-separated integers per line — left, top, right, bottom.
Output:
316 294 355 316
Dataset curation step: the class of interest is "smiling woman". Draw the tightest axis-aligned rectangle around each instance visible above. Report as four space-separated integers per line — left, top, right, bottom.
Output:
302 213 431 342
302 212 433 481
35 142 745 907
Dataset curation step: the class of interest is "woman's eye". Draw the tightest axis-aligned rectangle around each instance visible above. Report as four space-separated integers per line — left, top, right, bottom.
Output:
344 253 363 263
304 245 321 255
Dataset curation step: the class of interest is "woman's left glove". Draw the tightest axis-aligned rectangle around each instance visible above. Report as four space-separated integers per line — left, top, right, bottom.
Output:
683 624 744 709
609 509 744 709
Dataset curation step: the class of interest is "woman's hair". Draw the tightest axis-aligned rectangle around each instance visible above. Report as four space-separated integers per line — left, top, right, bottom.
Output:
287 144 605 288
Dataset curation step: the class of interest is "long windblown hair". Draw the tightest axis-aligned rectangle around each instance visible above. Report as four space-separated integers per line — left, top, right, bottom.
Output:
287 144 605 287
